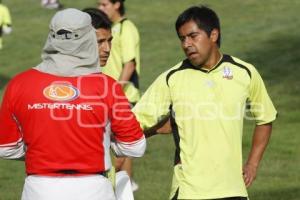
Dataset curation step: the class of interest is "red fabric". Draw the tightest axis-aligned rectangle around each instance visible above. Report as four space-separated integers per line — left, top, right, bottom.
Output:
0 69 143 175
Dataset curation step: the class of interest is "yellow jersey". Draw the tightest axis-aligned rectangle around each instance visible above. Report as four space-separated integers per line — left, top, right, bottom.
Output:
102 18 140 103
133 54 277 199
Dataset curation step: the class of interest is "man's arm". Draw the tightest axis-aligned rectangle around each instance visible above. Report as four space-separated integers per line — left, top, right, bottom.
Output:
243 63 277 187
132 72 172 137
0 82 25 160
110 82 146 158
118 60 136 88
243 123 272 187
119 21 139 88
0 139 25 160
143 116 171 138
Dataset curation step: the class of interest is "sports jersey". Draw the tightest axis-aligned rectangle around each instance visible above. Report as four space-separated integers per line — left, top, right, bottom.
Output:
102 18 140 103
0 3 12 49
133 54 277 199
0 69 145 176
0 4 11 29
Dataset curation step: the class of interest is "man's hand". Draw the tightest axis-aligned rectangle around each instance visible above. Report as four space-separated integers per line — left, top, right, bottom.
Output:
156 119 172 134
243 163 258 187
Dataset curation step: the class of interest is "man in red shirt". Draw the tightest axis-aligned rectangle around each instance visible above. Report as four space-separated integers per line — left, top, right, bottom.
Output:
0 8 145 200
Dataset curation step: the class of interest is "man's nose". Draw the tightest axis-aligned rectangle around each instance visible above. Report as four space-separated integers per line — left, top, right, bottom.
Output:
104 42 111 52
98 5 104 11
182 37 192 49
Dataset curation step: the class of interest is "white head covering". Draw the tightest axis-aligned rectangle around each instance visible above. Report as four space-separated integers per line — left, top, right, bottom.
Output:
34 8 100 76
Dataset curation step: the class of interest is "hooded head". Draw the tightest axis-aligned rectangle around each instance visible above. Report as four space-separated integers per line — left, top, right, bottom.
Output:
35 8 100 76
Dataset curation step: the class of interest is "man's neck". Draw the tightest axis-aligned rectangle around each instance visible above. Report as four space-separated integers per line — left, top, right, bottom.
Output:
111 13 124 23
201 50 222 71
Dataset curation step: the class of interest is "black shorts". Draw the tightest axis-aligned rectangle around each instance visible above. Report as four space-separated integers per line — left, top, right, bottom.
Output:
171 190 247 200
171 197 247 200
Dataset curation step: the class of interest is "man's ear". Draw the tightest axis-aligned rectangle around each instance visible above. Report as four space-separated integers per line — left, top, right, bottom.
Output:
210 29 219 43
113 1 121 12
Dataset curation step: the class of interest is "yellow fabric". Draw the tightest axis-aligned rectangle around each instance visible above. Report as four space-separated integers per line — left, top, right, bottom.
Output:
102 19 140 103
0 4 12 49
133 55 277 199
107 165 116 189
0 4 12 26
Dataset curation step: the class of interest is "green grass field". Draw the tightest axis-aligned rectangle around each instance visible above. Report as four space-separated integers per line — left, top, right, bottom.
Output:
0 0 299 199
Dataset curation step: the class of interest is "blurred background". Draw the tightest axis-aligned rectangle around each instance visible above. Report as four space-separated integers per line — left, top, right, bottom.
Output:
0 0 299 199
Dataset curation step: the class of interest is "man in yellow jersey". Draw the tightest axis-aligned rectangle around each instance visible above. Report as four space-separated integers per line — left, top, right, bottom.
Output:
98 0 141 191
133 6 277 200
0 0 12 50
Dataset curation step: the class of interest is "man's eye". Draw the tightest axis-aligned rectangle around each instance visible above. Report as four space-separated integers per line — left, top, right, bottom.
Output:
190 34 198 39
179 37 185 42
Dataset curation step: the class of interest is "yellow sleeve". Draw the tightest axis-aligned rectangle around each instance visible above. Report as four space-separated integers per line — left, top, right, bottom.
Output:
132 73 171 130
248 66 277 125
1 5 12 25
120 21 139 64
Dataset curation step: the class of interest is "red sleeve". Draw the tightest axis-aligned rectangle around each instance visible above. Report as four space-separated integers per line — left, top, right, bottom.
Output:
0 82 23 146
110 82 144 143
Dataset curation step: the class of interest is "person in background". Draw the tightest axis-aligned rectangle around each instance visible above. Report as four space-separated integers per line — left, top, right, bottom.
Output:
0 8 146 200
41 0 63 9
0 0 12 50
98 0 141 191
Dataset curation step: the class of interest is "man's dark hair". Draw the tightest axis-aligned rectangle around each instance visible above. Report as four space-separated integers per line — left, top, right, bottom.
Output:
109 0 125 16
83 8 112 30
175 6 221 47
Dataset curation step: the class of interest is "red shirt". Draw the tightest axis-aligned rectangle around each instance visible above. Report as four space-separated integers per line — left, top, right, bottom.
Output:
0 69 143 175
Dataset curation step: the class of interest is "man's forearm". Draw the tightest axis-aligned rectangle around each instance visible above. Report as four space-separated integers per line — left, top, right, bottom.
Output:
243 123 273 187
246 123 273 166
144 117 171 138
119 60 136 87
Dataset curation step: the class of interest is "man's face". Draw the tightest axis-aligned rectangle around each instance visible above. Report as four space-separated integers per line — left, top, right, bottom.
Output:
96 28 112 66
98 0 117 20
178 20 217 67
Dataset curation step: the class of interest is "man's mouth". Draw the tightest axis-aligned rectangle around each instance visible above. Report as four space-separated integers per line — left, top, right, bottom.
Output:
187 52 197 57
100 55 109 60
